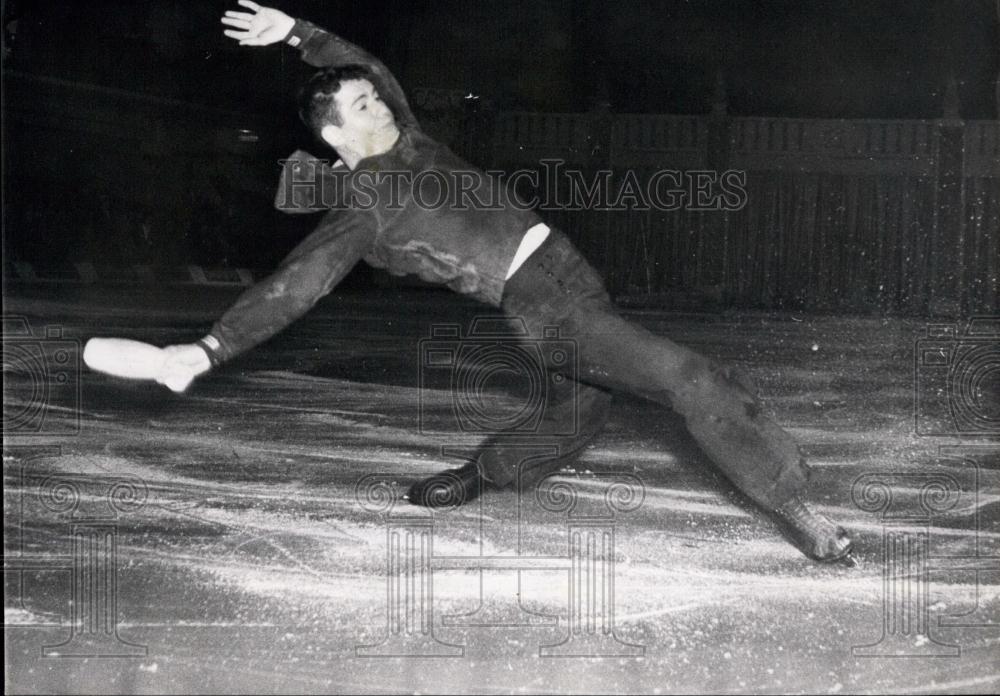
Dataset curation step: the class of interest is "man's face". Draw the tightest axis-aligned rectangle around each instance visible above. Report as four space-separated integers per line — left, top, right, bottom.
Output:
325 78 399 158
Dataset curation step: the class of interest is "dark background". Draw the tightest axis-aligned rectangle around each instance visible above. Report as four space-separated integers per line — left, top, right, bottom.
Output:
4 0 999 116
2 1 999 308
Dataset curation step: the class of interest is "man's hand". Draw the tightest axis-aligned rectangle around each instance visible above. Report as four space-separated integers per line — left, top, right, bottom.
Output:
156 344 212 394
221 0 295 47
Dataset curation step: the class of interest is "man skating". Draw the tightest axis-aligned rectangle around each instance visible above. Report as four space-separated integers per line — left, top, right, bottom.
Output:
159 1 853 563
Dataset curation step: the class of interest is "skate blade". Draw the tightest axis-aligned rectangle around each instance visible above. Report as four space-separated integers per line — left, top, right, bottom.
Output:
836 550 860 568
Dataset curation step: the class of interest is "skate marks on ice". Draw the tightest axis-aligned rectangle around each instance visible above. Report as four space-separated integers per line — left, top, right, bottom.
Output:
5 293 999 693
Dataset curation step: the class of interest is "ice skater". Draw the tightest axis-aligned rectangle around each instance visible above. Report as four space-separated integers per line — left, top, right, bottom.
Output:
158 0 854 563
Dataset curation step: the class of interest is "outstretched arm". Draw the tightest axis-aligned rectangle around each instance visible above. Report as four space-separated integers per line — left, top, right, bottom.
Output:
204 210 374 364
159 210 374 391
221 1 418 128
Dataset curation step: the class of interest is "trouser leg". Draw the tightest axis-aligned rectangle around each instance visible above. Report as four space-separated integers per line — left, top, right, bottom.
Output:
500 230 807 510
476 379 613 489
569 301 807 509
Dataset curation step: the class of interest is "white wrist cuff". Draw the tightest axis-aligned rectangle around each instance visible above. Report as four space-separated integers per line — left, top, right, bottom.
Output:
200 335 222 352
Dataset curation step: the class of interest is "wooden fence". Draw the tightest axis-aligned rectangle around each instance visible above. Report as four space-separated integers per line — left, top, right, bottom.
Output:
6 73 999 316
415 89 998 315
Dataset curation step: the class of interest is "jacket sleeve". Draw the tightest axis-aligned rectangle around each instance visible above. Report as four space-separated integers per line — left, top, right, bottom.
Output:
201 210 374 365
285 19 419 130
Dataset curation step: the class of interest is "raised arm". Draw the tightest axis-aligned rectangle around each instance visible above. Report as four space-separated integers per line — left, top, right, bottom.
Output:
221 1 418 128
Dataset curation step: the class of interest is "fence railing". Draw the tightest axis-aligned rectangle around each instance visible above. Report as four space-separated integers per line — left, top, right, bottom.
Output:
5 72 999 315
453 108 998 315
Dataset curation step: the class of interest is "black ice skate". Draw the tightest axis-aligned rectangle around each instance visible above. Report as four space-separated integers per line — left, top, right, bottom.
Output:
773 497 854 564
407 462 485 508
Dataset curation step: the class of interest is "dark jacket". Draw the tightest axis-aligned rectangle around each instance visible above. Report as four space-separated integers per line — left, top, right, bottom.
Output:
205 20 540 364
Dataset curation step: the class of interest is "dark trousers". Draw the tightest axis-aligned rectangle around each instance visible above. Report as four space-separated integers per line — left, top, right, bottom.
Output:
475 228 808 510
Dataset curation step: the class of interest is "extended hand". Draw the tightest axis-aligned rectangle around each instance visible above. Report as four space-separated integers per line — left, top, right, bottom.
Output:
156 344 212 394
221 0 295 47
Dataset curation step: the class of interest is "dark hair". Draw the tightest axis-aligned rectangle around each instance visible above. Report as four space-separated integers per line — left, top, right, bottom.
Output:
297 64 374 133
